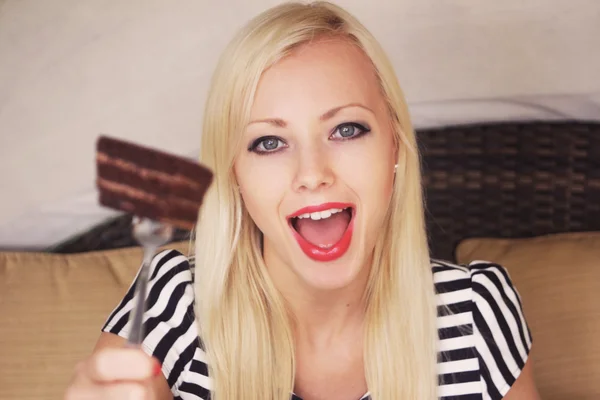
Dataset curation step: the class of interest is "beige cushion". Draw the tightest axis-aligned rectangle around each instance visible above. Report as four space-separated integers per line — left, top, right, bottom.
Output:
0 241 190 400
456 232 600 400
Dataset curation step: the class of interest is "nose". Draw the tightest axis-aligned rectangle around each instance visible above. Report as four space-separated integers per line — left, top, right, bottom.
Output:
292 146 334 192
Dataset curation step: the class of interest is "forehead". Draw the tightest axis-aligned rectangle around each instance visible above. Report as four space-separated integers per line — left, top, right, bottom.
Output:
251 38 384 118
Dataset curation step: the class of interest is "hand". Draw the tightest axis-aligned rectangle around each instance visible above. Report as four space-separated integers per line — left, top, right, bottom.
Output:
64 347 161 400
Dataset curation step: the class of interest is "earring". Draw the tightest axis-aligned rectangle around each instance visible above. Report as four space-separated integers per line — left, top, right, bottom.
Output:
394 164 398 172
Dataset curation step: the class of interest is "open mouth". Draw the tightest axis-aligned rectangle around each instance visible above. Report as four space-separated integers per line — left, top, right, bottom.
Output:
287 203 355 262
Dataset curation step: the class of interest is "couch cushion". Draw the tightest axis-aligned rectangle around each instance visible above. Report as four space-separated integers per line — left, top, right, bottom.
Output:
456 232 600 400
0 241 190 400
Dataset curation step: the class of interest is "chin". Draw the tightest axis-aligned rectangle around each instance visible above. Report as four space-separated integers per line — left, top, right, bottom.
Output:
293 251 367 291
289 222 370 292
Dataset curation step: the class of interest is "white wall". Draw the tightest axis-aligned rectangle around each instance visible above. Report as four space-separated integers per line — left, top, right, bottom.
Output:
0 0 598 249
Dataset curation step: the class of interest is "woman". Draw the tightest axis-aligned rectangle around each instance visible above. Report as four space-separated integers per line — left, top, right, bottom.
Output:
65 2 539 399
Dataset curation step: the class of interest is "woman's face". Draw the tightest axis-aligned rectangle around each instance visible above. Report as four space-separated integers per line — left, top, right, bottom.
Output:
234 38 397 291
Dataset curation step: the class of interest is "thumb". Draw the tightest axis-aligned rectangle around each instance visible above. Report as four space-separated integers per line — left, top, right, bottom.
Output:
87 348 160 383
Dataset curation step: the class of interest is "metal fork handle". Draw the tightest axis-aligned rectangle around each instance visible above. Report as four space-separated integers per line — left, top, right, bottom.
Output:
127 244 157 346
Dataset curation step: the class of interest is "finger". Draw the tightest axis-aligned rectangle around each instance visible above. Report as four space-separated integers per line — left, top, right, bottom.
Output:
65 381 154 400
67 361 86 384
102 382 155 400
87 348 160 383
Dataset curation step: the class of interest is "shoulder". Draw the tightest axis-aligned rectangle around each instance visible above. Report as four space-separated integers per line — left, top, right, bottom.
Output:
431 258 531 348
431 259 471 288
130 248 196 330
103 249 195 333
148 248 194 285
431 259 533 399
102 248 202 397
431 258 521 302
431 257 511 281
143 248 196 329
102 246 197 337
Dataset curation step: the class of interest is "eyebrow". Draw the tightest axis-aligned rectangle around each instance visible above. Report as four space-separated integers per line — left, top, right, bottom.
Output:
247 102 374 127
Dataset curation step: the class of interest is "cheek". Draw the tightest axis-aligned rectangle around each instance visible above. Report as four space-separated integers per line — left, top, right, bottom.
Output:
336 140 395 222
235 157 290 230
340 143 395 196
357 165 395 237
348 165 394 209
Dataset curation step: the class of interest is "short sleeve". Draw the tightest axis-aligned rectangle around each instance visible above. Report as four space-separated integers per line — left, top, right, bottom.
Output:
469 261 533 400
102 249 199 397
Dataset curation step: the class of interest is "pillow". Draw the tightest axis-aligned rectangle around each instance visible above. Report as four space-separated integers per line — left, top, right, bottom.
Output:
0 241 190 400
456 232 600 400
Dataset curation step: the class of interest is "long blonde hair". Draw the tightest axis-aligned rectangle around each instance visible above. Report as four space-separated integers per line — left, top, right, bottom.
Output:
193 2 438 399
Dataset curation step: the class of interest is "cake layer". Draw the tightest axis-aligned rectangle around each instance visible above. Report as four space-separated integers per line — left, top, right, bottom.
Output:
95 135 213 230
96 153 206 202
97 136 212 182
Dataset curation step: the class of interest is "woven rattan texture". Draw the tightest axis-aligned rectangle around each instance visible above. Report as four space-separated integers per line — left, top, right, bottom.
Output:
49 215 191 253
53 121 600 261
420 121 600 260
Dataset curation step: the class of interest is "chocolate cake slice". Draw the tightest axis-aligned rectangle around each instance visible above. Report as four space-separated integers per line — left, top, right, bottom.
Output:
96 135 213 231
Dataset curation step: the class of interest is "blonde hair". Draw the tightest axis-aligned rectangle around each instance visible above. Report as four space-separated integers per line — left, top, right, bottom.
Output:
193 2 438 399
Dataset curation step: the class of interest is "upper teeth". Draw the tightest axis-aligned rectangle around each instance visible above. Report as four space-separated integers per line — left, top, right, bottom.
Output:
296 207 347 220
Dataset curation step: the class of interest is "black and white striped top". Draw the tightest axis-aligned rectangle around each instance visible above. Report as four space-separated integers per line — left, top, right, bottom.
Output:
102 249 532 400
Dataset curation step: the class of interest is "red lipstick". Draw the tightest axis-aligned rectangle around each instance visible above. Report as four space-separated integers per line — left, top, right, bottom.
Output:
287 202 355 262
287 202 353 219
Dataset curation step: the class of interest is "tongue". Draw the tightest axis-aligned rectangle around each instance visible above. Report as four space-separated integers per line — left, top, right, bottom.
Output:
295 210 351 247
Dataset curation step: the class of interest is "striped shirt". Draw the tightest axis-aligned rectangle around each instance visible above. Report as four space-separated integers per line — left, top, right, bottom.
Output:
102 249 532 400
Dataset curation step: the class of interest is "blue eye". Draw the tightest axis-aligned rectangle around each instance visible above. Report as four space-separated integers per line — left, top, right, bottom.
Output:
331 122 371 140
248 136 286 154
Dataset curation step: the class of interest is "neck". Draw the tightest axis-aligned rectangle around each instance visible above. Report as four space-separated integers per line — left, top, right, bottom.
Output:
265 254 370 348
299 284 367 336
